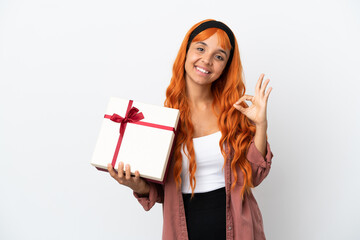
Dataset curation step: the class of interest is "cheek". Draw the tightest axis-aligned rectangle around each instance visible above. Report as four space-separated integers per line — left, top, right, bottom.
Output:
184 54 196 72
184 58 191 74
214 64 226 77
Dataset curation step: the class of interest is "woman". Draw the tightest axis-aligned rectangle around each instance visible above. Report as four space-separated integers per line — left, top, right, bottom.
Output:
107 19 273 240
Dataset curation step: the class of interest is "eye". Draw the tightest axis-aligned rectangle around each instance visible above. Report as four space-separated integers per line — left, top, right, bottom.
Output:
196 47 204 52
215 55 224 61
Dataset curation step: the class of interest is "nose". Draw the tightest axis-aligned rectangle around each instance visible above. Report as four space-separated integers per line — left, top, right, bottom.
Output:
201 53 212 65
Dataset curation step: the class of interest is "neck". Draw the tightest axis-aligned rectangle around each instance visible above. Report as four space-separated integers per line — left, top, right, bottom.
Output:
185 79 213 109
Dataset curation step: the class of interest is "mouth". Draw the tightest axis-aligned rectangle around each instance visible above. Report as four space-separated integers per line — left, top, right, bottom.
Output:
195 66 210 74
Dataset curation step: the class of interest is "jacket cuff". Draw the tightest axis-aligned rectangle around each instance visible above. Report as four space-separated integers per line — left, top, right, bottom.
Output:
246 139 273 168
132 183 158 211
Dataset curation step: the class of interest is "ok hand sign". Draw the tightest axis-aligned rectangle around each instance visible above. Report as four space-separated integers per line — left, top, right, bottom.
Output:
233 73 272 126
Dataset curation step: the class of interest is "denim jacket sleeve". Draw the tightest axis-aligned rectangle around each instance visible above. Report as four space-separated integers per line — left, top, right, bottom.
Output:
246 139 273 187
133 182 164 211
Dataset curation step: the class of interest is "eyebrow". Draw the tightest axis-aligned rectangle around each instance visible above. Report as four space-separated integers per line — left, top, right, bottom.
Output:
196 42 228 56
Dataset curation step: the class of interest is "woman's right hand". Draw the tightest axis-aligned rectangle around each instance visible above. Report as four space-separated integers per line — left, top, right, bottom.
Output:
107 162 150 196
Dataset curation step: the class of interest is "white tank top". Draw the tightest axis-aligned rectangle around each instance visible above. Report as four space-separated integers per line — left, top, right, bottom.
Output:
181 131 225 193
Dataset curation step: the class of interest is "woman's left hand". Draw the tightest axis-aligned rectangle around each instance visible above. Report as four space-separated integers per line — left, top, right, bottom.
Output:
233 73 272 126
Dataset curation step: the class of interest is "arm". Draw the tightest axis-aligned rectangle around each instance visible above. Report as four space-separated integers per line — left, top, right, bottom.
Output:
253 123 267 157
248 115 273 187
233 73 273 186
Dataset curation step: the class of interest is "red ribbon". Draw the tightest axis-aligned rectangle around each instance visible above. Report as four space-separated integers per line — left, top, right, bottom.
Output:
104 100 175 167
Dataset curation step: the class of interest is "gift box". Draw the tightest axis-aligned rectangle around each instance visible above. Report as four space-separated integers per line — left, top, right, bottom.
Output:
91 97 180 184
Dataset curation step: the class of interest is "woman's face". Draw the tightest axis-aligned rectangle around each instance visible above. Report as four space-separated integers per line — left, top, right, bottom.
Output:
184 33 230 87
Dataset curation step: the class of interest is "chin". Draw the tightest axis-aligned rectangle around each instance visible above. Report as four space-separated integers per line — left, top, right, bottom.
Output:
193 79 214 86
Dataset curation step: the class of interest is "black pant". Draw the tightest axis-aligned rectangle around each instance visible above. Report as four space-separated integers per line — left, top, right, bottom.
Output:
182 187 226 240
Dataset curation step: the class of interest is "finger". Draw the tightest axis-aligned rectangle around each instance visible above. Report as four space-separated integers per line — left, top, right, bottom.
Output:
118 162 124 179
134 170 140 183
261 79 270 96
125 164 131 180
234 95 253 105
255 73 265 95
233 104 246 113
107 163 117 178
265 87 272 103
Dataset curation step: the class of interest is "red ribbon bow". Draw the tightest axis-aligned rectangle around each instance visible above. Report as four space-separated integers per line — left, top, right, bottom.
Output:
109 107 144 136
104 100 176 169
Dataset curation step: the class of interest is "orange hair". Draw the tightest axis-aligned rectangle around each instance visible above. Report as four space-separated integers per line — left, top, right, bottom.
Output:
164 19 256 200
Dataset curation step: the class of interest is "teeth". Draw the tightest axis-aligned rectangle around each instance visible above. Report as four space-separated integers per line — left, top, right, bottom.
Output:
196 67 209 74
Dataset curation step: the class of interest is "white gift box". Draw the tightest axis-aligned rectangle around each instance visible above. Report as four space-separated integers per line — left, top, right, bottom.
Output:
91 97 180 184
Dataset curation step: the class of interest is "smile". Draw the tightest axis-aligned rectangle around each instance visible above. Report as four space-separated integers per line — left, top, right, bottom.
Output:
196 66 210 74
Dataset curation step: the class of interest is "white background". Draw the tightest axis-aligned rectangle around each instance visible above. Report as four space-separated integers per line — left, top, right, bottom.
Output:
1 0 359 239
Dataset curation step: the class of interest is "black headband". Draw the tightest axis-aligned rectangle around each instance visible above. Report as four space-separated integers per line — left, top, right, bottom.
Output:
186 20 235 64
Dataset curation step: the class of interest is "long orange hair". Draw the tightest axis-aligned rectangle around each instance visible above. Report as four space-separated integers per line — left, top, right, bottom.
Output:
164 19 256 199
